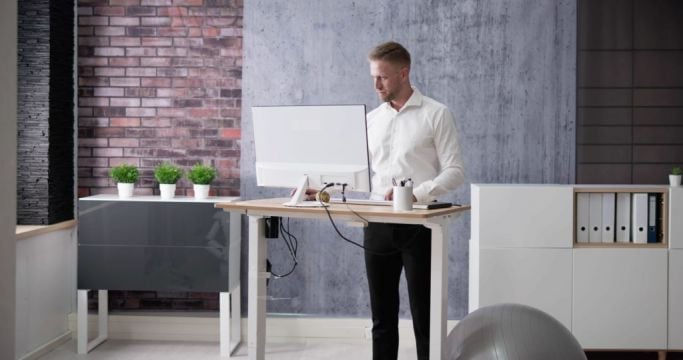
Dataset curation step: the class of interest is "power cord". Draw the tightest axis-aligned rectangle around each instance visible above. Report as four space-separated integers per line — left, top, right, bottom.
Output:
270 217 299 278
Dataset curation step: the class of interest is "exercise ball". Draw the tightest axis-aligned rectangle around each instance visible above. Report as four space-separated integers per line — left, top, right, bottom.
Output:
447 303 586 360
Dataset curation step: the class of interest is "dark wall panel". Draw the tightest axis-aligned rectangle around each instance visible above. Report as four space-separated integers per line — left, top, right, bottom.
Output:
578 108 632 126
578 51 632 87
634 0 683 49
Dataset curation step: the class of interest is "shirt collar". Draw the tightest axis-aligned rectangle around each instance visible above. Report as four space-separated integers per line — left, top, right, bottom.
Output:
383 87 423 113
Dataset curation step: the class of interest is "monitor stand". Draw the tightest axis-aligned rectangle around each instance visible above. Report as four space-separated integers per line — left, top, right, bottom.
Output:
283 176 327 207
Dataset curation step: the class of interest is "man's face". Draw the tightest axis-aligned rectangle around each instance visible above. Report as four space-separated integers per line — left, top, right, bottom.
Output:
369 60 406 103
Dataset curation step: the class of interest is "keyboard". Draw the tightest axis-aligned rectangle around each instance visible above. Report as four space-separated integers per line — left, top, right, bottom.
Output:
330 198 392 206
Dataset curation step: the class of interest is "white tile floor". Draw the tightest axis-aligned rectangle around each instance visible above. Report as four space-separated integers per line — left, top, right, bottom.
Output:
40 338 419 360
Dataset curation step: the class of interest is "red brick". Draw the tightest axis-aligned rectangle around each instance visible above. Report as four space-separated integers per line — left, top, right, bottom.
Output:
92 167 110 177
157 68 187 77
78 6 93 16
78 36 110 46
94 6 125 16
141 0 172 4
140 138 171 147
140 77 171 87
78 138 109 147
126 6 156 16
94 147 124 157
141 98 172 107
126 67 157 77
173 0 202 5
109 0 140 5
221 128 241 139
80 97 110 107
94 127 126 137
94 67 125 76
79 77 109 87
110 77 140 87
140 17 171 26
141 118 172 127
94 26 126 36
126 108 156 117
202 28 219 37
79 16 109 26
78 26 93 36
141 37 172 46
172 138 201 148
110 17 140 26
94 47 125 56
79 57 109 66
220 28 242 37
109 157 141 167
80 117 110 127
156 108 186 117
111 37 141 46
124 88 156 97
157 28 189 37
110 57 140 66
172 78 202 87
110 117 141 127
187 27 202 37
79 157 110 167
126 47 156 56
109 138 140 147
189 108 218 118
79 107 93 117
140 57 171 66
94 87 124 97
220 48 241 57
158 7 187 16
125 128 158 138
205 17 236 27
156 88 186 97
127 26 157 36
111 98 141 107
171 37 203 47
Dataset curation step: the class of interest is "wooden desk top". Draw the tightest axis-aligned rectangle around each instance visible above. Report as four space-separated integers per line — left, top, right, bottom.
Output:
216 198 470 220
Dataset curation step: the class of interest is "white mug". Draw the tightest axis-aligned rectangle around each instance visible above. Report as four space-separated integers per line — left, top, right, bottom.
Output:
393 185 413 211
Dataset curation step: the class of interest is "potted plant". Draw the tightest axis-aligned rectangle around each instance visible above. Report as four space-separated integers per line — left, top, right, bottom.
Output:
154 162 183 199
110 164 139 198
671 166 682 187
187 163 216 199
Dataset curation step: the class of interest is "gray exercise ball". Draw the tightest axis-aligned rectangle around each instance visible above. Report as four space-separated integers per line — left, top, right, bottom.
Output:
447 303 586 360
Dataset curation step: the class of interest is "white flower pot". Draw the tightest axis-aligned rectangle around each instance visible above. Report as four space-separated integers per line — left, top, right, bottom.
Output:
159 184 176 199
193 184 210 199
117 183 134 198
671 174 682 187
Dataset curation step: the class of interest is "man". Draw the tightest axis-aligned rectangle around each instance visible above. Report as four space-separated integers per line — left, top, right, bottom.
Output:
364 41 465 360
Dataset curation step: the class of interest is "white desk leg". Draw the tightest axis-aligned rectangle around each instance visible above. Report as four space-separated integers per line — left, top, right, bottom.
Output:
248 216 267 360
425 220 449 360
77 289 108 354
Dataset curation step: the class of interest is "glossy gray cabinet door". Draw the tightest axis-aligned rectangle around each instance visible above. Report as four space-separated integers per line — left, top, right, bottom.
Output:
78 200 231 292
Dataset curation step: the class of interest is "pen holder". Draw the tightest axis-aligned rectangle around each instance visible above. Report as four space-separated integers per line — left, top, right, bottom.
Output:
393 185 413 211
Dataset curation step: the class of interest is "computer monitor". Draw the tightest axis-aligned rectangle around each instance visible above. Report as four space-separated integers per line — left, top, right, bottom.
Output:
252 104 371 207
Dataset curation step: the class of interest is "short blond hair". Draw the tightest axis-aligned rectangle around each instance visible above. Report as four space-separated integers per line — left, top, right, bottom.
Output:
368 41 411 68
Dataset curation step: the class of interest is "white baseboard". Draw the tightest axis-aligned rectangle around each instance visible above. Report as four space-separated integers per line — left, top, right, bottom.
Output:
18 331 71 360
67 312 458 344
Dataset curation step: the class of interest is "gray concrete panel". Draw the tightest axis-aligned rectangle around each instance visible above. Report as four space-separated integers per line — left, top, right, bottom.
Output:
242 0 576 319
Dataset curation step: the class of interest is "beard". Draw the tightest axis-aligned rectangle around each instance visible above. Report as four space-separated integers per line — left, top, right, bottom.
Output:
378 90 395 103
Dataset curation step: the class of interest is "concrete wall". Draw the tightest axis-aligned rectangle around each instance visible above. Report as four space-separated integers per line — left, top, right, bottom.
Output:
0 0 17 357
241 0 576 318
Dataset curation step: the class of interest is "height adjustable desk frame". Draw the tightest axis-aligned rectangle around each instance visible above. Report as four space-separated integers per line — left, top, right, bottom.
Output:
216 198 469 360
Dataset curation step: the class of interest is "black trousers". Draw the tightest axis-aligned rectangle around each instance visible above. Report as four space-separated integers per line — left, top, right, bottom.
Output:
364 223 432 360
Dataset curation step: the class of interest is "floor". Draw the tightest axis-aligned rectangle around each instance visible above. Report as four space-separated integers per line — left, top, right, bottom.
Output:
39 338 418 360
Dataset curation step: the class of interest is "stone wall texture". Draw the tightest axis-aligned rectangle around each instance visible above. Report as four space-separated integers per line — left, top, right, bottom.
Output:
241 0 576 319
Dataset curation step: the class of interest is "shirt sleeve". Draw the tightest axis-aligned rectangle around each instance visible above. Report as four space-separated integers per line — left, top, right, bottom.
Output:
412 108 466 202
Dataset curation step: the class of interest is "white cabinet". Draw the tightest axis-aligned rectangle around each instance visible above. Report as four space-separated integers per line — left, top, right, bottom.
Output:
669 250 683 349
572 248 667 349
470 184 678 351
473 247 572 329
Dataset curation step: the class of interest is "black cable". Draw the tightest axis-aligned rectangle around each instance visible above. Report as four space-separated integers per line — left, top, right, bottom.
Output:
270 218 298 278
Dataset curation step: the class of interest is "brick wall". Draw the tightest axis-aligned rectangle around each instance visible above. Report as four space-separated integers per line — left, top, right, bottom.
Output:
77 0 243 197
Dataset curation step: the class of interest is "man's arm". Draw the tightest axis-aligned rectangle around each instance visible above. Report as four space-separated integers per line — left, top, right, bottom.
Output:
412 108 465 202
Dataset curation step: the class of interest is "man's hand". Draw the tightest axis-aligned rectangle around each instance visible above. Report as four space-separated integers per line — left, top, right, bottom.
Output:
290 188 318 201
384 188 417 202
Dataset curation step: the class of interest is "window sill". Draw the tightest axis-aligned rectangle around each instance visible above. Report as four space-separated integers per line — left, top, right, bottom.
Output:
16 219 77 240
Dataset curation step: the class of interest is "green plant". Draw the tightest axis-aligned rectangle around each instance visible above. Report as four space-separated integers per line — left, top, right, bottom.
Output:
672 166 683 176
110 164 139 183
187 164 216 185
154 162 183 184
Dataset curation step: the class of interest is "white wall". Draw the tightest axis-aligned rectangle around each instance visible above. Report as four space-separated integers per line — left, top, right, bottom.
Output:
0 0 17 359
15 228 77 358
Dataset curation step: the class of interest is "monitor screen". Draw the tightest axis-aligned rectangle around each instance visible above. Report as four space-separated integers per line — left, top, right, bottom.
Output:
252 105 371 195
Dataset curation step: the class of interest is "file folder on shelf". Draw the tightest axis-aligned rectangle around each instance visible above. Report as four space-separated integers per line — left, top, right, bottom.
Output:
601 193 615 243
576 193 590 243
589 193 603 243
615 193 631 243
632 193 648 244
648 193 658 243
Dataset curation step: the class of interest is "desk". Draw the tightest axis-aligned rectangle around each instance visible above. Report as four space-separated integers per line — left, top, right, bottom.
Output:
216 198 469 360
77 195 241 357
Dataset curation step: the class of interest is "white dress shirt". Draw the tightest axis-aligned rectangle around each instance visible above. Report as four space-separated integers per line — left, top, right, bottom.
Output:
367 88 465 202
